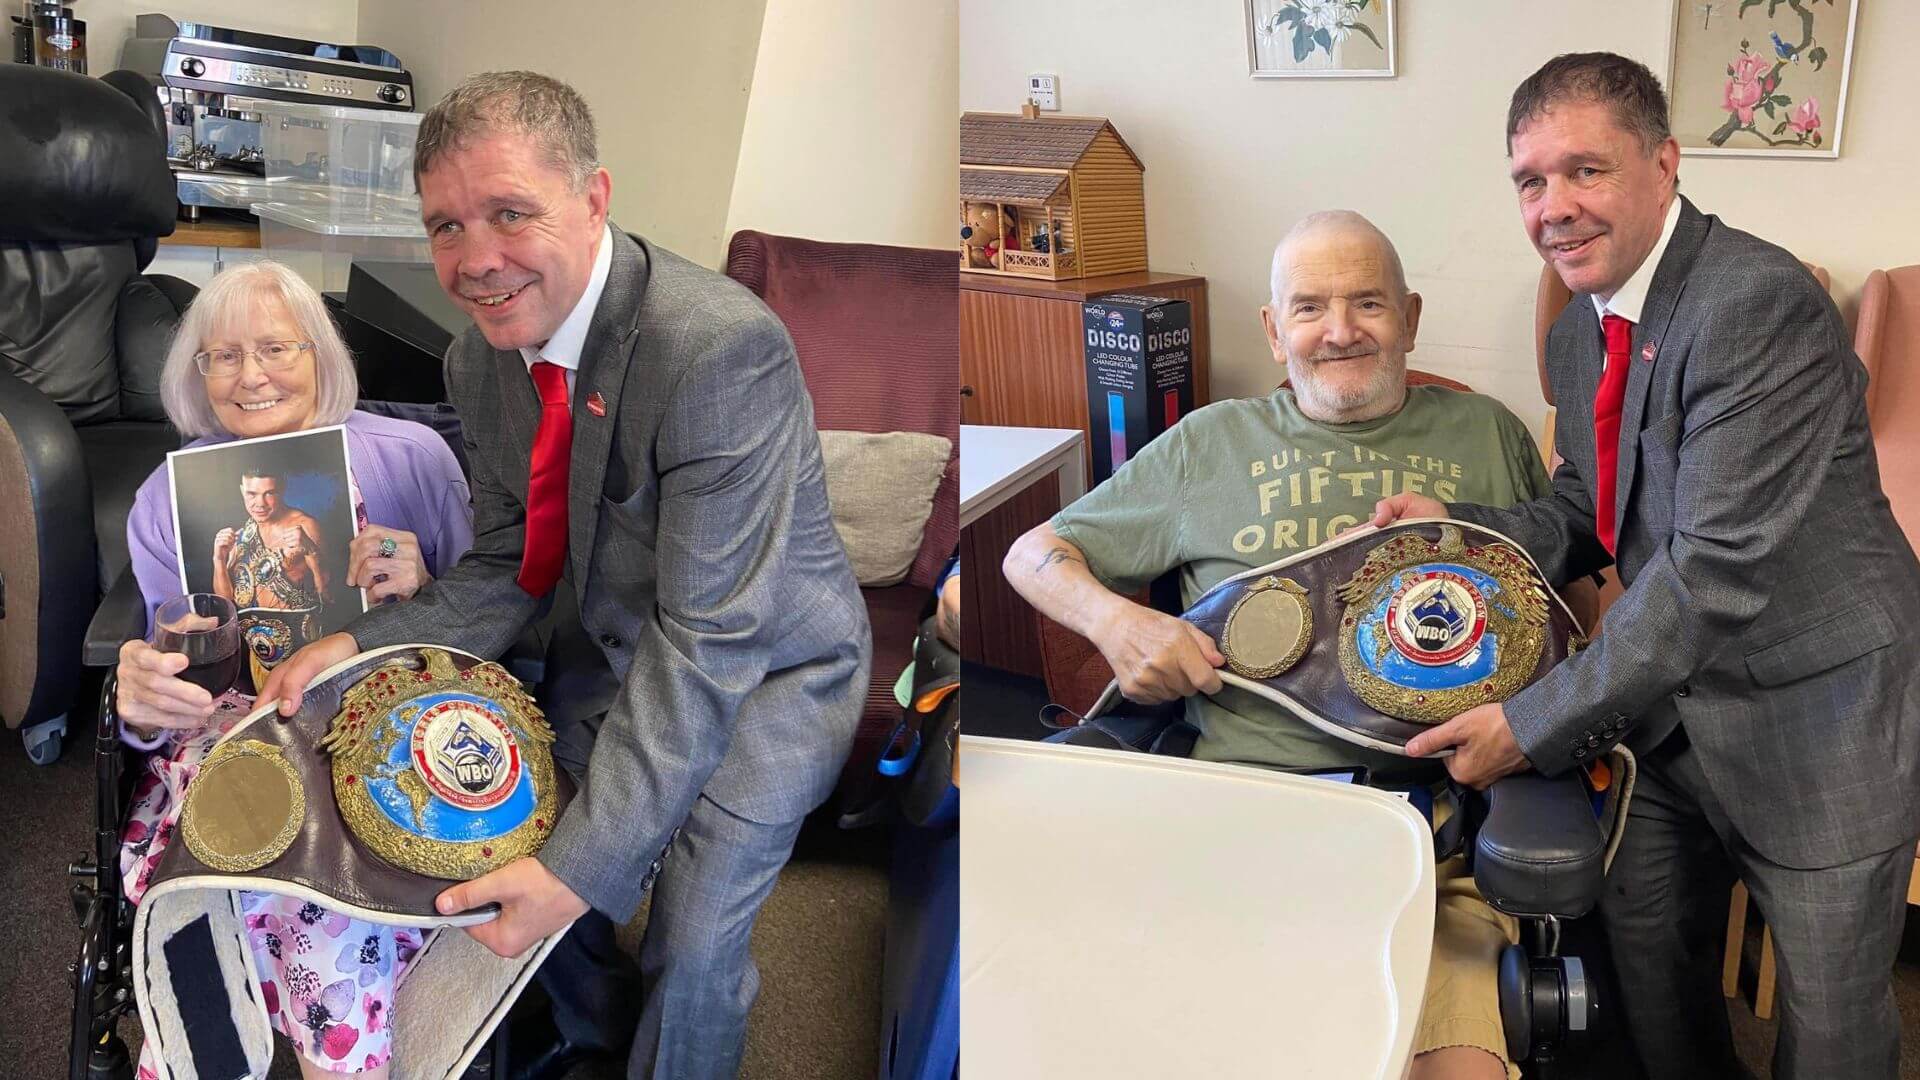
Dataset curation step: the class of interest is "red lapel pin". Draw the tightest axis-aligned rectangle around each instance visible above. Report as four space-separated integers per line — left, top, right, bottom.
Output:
1641 341 1657 363
586 392 607 416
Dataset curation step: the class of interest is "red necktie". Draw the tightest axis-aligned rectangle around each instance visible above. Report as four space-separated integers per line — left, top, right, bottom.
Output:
517 361 572 596
1593 314 1633 555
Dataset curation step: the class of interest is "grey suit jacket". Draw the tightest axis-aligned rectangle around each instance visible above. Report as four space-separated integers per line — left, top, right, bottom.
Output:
349 229 872 919
1454 198 1920 869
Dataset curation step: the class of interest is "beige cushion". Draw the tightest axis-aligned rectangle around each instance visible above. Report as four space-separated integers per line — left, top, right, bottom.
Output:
817 430 952 587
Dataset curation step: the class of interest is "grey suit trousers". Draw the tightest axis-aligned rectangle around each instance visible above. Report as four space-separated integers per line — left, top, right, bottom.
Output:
1602 726 1914 1080
534 586 811 1079
539 796 802 1080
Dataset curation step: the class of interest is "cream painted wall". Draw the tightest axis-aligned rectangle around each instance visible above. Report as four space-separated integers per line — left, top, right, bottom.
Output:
355 0 768 269
96 1 359 73
723 0 958 250
961 1 1920 440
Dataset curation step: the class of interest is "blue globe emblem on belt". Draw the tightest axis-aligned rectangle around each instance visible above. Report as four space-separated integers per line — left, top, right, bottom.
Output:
358 691 537 843
328 648 562 878
1358 564 1502 692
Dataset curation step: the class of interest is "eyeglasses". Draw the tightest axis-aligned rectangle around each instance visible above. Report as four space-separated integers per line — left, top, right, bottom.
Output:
193 340 314 376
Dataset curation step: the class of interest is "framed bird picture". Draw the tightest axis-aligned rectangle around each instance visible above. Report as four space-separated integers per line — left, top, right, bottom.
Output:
1666 0 1859 158
1246 0 1395 79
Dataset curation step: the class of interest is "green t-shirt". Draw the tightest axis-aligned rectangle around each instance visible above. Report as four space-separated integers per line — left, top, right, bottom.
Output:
1052 384 1551 783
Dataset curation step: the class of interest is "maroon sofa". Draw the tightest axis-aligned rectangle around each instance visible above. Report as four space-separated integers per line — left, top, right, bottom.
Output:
724 230 959 785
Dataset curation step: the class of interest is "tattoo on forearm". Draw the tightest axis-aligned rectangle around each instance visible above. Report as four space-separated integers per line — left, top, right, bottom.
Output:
1035 546 1082 574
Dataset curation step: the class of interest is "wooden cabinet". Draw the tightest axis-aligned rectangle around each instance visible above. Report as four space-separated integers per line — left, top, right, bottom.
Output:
959 476 1066 678
958 270 1208 680
960 270 1210 481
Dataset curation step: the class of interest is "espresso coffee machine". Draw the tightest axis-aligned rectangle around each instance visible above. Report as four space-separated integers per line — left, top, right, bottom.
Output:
121 14 415 217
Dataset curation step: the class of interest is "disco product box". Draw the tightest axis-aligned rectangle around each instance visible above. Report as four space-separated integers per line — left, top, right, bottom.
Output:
1081 294 1194 483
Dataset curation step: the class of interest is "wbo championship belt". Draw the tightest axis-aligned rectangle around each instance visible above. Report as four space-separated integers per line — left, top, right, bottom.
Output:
133 645 574 1080
1085 519 1585 755
238 604 320 694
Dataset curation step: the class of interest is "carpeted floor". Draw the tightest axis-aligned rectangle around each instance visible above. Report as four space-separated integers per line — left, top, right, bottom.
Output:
0 674 890 1080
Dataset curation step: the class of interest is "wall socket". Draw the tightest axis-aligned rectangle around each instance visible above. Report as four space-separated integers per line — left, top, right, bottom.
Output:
1026 73 1059 111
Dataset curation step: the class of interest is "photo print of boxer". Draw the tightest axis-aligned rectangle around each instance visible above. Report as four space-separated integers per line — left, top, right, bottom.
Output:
167 426 366 692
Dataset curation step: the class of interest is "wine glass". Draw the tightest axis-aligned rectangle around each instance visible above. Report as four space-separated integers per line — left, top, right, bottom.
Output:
151 593 241 699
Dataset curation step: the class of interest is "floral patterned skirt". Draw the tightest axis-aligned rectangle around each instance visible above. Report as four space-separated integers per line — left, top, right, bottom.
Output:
124 694 423 1076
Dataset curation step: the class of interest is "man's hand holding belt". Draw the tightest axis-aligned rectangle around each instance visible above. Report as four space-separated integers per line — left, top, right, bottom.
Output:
1095 600 1226 705
436 858 591 958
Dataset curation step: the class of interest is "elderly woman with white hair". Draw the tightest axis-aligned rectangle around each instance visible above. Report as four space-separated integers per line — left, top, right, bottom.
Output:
114 260 473 1079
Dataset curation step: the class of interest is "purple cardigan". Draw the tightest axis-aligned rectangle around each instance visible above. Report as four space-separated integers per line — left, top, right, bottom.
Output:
127 410 476 637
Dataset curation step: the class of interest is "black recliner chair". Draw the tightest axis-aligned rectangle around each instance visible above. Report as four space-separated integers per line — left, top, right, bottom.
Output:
0 63 194 763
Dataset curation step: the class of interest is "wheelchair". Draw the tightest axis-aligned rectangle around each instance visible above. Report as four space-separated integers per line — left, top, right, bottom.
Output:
1044 698 1633 1077
65 572 533 1080
66 573 153 1080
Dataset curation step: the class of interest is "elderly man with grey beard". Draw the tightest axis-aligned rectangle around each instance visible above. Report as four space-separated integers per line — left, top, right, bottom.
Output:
1005 210 1550 1079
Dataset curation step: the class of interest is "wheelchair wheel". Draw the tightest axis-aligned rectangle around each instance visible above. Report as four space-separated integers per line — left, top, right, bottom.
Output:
83 1032 132 1080
1499 943 1597 1067
70 879 136 1080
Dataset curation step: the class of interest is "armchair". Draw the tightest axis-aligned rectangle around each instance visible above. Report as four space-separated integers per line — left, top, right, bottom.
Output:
0 64 194 763
723 230 959 785
1854 264 1920 906
1857 265 1920 540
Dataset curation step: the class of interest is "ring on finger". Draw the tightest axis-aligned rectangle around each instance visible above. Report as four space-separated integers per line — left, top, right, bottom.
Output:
379 535 398 558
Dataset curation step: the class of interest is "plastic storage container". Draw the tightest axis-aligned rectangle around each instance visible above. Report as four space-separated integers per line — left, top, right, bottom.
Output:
254 201 431 294
238 97 426 220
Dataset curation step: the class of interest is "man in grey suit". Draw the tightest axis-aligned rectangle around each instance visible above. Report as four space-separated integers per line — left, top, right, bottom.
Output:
1374 53 1920 1078
263 71 871 1079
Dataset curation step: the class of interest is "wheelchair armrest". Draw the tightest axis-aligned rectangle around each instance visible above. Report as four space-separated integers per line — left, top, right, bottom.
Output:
1472 769 1606 920
502 625 547 687
84 568 146 668
1049 697 1197 757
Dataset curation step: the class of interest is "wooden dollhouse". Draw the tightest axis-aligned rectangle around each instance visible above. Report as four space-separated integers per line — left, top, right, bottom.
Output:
959 111 1146 281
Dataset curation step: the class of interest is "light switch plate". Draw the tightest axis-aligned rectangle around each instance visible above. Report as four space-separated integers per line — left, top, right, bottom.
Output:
1026 73 1059 111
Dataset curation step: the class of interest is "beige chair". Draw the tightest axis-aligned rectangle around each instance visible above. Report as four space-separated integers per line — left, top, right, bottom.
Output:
1856 266 1920 538
1853 265 1920 907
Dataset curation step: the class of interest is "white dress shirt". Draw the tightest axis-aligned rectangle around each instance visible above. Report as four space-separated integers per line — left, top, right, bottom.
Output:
1589 196 1682 325
519 224 615 401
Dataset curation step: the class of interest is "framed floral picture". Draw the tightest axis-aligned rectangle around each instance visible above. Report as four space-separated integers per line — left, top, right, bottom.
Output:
1667 0 1858 158
1247 0 1395 79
